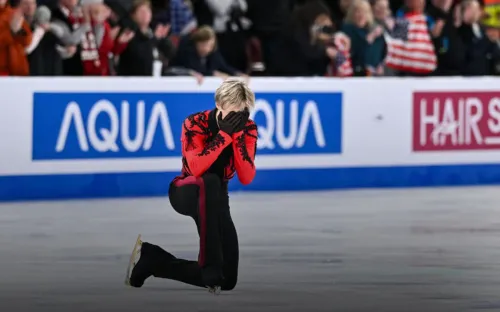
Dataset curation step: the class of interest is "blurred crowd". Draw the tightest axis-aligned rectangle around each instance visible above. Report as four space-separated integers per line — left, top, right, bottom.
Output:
0 0 499 79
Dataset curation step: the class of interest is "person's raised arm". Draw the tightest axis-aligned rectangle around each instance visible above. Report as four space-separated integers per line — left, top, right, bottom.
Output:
232 122 258 185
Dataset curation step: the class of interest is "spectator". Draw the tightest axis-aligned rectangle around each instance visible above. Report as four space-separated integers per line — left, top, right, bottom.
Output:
148 0 198 37
294 0 352 28
342 0 386 76
371 0 393 29
484 22 500 74
458 0 500 75
168 0 197 36
21 0 64 75
427 0 466 75
329 0 352 29
192 0 251 73
117 0 175 76
385 0 438 76
80 0 133 75
170 25 246 79
104 0 131 29
269 0 339 76
0 0 32 76
51 0 91 75
482 0 500 37
246 0 293 75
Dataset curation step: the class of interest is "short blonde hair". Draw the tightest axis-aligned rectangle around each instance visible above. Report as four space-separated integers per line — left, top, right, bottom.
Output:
345 0 374 27
215 78 255 111
191 25 216 43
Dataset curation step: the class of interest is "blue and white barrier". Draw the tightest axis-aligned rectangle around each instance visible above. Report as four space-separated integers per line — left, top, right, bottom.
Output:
1 77 500 201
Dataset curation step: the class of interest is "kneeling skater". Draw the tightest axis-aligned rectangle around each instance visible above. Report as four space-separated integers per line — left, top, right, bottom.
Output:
125 78 258 294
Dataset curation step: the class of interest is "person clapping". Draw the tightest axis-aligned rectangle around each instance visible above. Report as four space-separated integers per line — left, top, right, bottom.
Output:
0 0 32 76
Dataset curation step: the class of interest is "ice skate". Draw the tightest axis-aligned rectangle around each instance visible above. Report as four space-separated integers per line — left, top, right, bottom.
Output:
208 285 221 295
125 234 151 287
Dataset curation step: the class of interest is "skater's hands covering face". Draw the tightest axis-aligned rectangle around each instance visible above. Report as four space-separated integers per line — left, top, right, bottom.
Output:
217 110 249 135
218 111 241 135
233 109 249 133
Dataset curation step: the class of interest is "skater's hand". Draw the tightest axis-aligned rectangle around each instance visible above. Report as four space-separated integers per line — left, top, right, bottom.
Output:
218 111 242 135
232 109 250 134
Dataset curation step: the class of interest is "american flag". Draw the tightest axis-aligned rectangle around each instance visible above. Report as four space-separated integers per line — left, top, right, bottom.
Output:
384 13 437 74
326 33 353 77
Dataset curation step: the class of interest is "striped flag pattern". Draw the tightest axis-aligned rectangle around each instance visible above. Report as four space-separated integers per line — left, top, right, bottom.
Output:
384 13 437 74
326 33 353 77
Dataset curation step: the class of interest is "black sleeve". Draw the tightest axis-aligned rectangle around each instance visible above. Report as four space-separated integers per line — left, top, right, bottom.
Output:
292 30 328 63
169 37 190 67
212 50 238 75
155 37 176 60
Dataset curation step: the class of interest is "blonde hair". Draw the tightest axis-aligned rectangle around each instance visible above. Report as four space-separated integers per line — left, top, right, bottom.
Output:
191 25 216 43
345 0 374 27
215 78 255 112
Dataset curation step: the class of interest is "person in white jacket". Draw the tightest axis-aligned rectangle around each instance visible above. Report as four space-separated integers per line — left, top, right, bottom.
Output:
193 0 251 73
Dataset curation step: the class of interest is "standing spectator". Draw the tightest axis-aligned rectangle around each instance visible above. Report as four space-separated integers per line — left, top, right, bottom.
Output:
169 0 197 36
330 0 352 29
21 0 64 75
371 0 393 28
117 0 175 76
270 0 339 76
0 0 32 76
150 0 169 29
427 0 466 75
459 0 500 75
51 0 91 75
246 0 293 75
80 0 133 75
484 20 500 74
170 25 246 79
385 0 437 76
342 0 386 76
294 0 352 28
483 0 500 39
192 0 251 73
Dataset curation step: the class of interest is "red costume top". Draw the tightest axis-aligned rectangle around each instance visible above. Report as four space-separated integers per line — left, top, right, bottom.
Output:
173 109 258 185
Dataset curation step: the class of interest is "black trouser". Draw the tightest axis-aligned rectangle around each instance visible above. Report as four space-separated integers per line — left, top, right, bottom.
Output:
144 173 239 290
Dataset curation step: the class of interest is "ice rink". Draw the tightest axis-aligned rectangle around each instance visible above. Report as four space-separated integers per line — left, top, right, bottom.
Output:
1 186 500 312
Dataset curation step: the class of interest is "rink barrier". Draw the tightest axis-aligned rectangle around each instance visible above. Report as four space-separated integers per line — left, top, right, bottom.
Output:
1 77 500 201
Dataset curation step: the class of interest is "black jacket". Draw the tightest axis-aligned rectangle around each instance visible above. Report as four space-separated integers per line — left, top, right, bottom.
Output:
246 0 293 35
27 28 63 76
117 29 175 76
459 24 499 76
269 26 329 76
50 7 84 76
170 35 238 76
426 3 466 76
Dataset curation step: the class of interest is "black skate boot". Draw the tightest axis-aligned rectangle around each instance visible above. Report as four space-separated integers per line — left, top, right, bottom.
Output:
125 234 154 288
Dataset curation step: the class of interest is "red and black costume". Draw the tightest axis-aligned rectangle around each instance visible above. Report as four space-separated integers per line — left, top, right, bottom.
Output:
130 108 258 290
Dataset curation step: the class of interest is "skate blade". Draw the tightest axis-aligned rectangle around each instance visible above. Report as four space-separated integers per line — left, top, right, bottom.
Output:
208 286 221 295
125 234 142 286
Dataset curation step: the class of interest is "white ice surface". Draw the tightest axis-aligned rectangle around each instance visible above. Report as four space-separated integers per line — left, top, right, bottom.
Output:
0 187 500 312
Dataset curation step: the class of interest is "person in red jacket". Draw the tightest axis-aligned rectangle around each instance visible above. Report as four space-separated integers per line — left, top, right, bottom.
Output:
81 0 133 75
125 78 258 294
